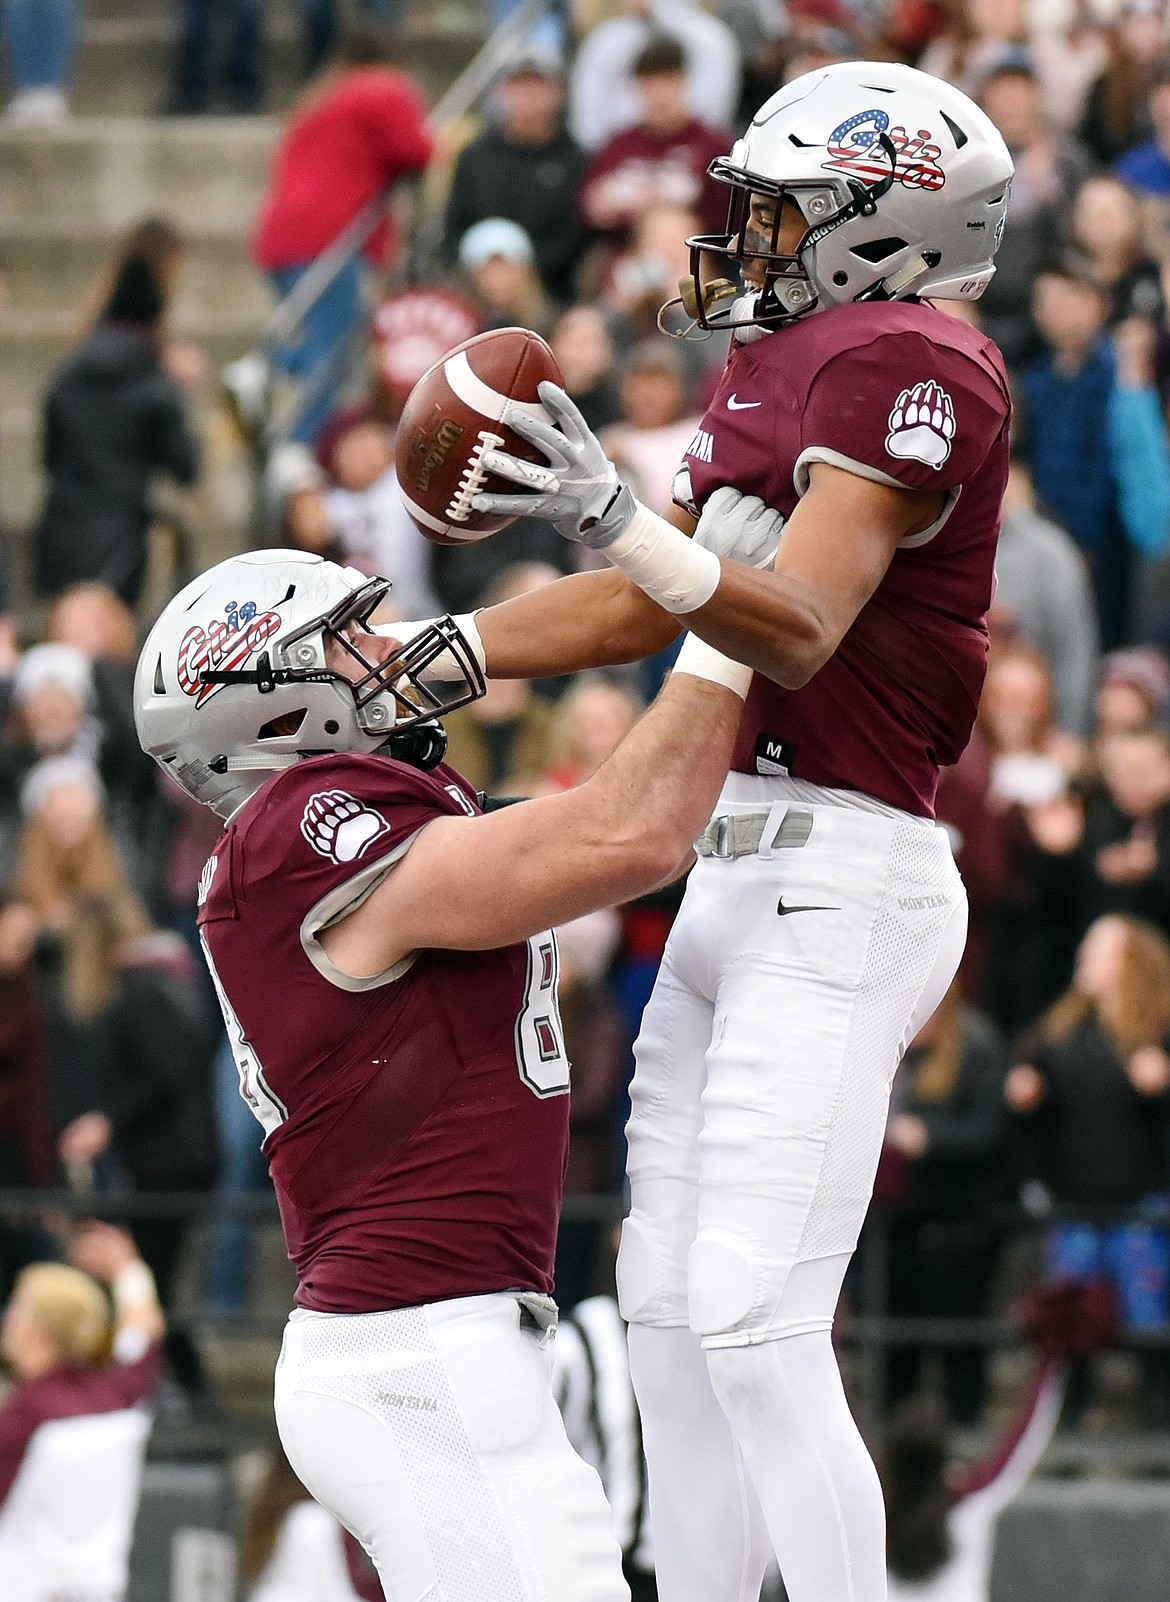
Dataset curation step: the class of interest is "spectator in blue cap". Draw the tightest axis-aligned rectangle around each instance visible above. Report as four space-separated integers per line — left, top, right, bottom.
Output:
458 218 552 334
444 48 587 305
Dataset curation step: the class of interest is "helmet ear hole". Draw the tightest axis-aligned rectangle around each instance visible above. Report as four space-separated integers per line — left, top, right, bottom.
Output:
257 709 307 740
849 236 909 264
153 656 165 695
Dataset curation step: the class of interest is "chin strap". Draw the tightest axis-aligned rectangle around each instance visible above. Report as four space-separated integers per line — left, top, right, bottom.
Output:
208 751 299 775
872 251 930 302
210 726 449 778
380 720 448 770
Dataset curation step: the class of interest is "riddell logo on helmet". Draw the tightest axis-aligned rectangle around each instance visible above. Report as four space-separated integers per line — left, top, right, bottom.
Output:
177 601 282 706
823 109 946 192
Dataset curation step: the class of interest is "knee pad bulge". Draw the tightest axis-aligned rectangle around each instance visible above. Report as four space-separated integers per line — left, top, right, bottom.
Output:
687 1232 762 1338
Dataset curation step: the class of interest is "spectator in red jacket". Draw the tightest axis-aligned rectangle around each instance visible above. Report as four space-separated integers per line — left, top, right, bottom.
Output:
250 24 433 442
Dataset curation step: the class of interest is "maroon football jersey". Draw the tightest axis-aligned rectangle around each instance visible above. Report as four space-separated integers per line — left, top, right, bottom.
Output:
680 300 1011 816
196 752 570 1314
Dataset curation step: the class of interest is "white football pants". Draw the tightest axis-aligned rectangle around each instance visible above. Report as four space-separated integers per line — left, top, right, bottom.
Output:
617 778 968 1602
274 1294 629 1602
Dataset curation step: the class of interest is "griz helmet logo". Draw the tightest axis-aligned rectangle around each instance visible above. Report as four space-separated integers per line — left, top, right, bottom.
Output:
823 109 946 192
177 600 282 707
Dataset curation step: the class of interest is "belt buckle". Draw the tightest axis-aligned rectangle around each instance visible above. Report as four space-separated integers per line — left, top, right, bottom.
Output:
709 815 734 859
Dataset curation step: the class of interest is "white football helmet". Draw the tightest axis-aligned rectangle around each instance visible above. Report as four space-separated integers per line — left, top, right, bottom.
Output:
677 60 1014 335
134 550 485 821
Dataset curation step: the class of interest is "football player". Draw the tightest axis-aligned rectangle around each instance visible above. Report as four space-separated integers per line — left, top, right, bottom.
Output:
397 61 1015 1602
133 549 754 1602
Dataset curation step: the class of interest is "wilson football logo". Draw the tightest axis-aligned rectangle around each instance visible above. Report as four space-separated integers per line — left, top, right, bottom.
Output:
885 381 955 469
824 109 945 192
301 790 392 865
177 601 281 706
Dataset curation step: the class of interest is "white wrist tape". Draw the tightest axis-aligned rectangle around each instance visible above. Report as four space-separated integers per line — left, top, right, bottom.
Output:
448 612 486 677
671 632 754 699
374 612 487 681
604 503 722 614
113 1261 157 1312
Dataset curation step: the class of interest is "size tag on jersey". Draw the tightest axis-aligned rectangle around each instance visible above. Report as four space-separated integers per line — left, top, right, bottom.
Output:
195 832 240 924
755 732 795 778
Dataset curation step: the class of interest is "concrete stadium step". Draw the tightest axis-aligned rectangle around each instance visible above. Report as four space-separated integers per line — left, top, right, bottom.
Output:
2 226 273 317
0 119 279 234
72 12 483 117
0 0 488 578
72 17 303 118
0 315 270 393
0 119 277 540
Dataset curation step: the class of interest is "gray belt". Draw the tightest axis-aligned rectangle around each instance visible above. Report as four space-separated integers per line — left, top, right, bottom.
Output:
695 807 814 859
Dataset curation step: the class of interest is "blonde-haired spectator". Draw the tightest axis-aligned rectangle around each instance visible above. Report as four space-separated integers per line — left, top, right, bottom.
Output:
459 218 553 336
541 675 643 792
15 758 143 940
0 1223 163 1602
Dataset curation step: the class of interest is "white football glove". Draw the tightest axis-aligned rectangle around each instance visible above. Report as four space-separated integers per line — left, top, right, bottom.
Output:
693 486 785 569
471 382 637 549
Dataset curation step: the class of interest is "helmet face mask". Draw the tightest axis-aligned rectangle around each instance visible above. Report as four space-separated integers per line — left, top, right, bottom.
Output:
685 151 898 333
223 577 483 735
667 61 1014 339
135 552 485 821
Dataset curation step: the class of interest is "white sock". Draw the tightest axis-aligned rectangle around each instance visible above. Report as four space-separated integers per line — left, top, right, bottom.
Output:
706 1331 888 1602
628 1323 772 1602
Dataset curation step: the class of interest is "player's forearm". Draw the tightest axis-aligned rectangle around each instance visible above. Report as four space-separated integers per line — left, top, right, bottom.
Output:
684 560 835 689
579 468 917 689
366 665 745 957
573 670 743 870
458 671 745 934
476 568 681 678
475 495 698 678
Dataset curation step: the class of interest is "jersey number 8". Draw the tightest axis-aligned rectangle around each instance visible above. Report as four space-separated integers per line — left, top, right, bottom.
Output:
202 934 289 1137
516 934 570 1097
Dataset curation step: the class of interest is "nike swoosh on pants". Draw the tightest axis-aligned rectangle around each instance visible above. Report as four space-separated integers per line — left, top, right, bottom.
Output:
776 897 839 916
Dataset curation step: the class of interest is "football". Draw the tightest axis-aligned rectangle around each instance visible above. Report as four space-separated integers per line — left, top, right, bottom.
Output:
395 326 563 545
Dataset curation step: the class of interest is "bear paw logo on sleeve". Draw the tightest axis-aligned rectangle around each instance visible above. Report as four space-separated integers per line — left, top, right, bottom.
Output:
885 381 955 470
301 790 392 865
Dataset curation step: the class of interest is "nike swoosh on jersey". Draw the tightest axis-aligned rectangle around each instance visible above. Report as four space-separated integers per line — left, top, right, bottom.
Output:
727 395 762 410
776 897 839 916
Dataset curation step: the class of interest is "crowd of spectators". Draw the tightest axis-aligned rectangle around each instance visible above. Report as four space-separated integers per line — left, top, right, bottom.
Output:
9 0 1170 1473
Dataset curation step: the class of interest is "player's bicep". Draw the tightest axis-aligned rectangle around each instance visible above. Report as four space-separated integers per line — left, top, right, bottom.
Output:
316 794 662 974
771 461 940 640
